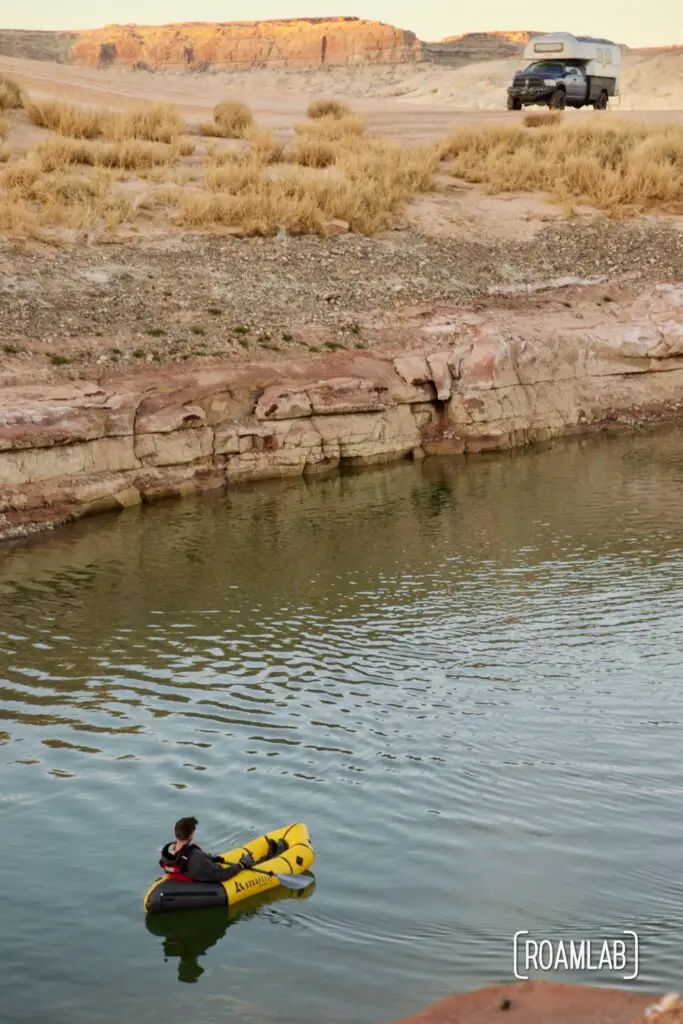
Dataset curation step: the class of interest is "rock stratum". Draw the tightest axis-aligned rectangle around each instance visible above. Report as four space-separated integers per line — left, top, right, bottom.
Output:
2 282 683 544
65 18 423 69
0 21 538 69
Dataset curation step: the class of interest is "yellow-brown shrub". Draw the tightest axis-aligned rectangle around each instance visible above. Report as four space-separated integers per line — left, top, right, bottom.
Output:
307 99 352 120
0 75 25 110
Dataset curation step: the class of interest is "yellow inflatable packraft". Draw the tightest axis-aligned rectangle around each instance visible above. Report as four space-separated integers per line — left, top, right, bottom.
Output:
144 821 314 914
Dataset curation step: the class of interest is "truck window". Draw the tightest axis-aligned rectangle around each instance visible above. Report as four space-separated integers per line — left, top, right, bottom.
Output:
523 61 566 75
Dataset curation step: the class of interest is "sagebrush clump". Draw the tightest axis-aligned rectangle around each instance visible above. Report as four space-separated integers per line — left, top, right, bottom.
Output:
200 101 255 139
307 99 352 120
27 100 186 143
0 75 25 110
440 119 683 211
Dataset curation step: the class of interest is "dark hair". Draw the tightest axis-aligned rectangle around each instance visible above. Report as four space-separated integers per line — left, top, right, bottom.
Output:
175 816 198 841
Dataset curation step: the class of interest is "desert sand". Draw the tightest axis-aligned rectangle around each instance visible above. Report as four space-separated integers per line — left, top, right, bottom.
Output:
2 50 683 147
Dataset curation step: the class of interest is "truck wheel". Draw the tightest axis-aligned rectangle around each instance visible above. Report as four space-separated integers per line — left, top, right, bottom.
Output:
549 89 566 110
594 90 608 110
507 96 522 111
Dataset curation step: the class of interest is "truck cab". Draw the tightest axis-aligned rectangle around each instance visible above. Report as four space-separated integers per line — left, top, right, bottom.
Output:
507 33 621 111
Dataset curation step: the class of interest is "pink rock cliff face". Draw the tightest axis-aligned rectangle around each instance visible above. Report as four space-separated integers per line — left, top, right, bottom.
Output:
2 282 683 543
68 18 424 69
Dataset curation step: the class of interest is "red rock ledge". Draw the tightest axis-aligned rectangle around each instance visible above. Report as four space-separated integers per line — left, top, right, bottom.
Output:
2 282 683 544
387 982 683 1024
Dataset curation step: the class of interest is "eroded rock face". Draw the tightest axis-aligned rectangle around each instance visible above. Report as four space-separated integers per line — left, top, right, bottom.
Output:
2 282 683 543
67 18 423 69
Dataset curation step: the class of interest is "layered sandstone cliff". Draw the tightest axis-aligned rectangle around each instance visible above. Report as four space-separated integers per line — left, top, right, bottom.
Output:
2 282 683 544
66 18 423 69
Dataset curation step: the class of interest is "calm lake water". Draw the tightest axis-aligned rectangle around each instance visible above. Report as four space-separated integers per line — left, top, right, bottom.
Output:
2 431 683 1024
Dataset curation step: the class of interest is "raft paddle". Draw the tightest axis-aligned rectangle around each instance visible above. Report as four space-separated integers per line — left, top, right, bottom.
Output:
247 867 313 891
217 856 313 891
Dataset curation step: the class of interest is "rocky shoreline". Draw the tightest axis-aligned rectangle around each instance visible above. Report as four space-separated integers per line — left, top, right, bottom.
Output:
387 982 683 1024
1 280 682 544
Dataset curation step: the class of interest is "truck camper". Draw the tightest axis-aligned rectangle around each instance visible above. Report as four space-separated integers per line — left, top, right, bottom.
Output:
507 32 621 110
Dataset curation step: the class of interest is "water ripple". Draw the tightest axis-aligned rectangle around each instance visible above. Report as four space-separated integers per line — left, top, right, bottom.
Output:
1 432 683 1023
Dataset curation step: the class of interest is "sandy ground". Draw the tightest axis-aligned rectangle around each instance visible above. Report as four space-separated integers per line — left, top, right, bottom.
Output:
2 53 683 145
1 53 683 388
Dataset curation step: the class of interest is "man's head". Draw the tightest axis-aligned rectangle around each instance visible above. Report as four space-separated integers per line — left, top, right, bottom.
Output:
174 816 198 843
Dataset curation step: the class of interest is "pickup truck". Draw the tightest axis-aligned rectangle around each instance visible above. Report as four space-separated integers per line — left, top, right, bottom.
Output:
507 60 610 110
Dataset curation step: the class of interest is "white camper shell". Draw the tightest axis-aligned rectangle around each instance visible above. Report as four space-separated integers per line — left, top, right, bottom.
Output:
523 33 621 89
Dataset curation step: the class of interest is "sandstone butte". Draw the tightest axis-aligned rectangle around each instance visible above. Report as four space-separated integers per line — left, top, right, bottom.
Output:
66 17 424 69
441 30 536 44
2 281 683 545
387 981 683 1024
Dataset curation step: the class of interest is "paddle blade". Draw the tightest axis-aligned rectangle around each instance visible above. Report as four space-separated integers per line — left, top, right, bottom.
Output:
273 872 314 891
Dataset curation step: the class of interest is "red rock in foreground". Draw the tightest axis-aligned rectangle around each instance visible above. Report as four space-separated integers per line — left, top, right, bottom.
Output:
387 981 683 1024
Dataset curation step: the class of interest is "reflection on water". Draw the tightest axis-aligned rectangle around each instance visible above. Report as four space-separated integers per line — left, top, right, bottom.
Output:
1 430 683 1024
147 885 316 984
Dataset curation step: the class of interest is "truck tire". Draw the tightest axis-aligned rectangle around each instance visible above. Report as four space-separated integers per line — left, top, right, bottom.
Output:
507 95 522 111
549 89 566 110
594 90 608 110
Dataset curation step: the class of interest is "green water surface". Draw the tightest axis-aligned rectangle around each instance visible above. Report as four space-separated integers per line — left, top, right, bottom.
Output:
2 431 683 1023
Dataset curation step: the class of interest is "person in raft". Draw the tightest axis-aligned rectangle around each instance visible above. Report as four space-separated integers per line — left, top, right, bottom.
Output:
160 816 254 883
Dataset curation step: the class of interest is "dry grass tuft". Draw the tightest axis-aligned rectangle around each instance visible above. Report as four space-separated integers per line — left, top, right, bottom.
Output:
27 100 102 139
198 121 228 138
1 158 132 235
205 162 264 193
32 136 192 173
112 103 186 143
32 137 94 171
524 110 563 128
173 137 196 158
203 101 255 139
440 119 683 211
179 135 439 235
288 138 339 168
27 99 186 143
295 115 367 141
0 75 26 110
307 99 352 120
96 140 179 170
243 127 285 164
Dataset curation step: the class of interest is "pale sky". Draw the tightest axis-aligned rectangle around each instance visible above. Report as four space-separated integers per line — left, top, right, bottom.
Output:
2 0 681 49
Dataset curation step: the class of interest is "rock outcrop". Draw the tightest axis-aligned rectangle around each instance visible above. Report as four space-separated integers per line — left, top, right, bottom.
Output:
2 282 683 544
386 980 675 1024
66 18 423 70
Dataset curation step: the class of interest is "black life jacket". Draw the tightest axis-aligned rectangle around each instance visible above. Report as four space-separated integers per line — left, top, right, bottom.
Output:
159 841 202 882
